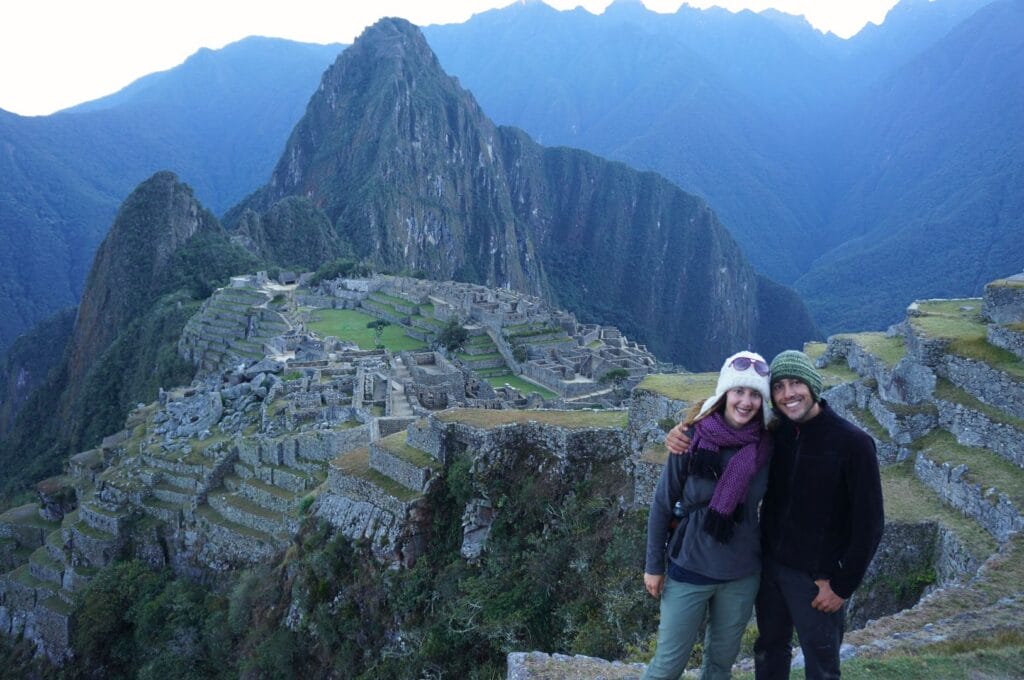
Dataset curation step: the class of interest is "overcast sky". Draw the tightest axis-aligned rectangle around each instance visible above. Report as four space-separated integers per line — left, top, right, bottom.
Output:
1 0 903 116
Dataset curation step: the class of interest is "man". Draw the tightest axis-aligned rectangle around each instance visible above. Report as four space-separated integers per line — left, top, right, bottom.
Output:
666 350 884 679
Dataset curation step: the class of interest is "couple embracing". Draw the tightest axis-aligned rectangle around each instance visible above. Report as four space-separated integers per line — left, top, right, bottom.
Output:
643 350 884 680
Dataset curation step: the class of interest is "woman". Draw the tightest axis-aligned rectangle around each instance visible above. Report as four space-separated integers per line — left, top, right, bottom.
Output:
643 350 774 680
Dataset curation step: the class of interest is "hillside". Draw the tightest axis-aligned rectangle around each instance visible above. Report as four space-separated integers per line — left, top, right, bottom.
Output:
0 37 340 354
0 173 259 498
229 18 817 368
0 272 1021 676
795 0 1024 331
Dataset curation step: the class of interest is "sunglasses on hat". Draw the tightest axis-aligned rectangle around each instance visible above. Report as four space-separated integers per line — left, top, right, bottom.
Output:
729 356 770 376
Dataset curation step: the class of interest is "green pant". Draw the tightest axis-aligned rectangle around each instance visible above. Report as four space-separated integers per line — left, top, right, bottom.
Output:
643 572 760 680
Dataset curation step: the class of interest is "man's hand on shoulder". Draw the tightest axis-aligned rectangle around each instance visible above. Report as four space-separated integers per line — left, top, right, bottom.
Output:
665 423 691 454
812 579 846 613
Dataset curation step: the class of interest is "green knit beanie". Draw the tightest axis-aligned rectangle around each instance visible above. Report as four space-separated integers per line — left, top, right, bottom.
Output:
770 350 824 402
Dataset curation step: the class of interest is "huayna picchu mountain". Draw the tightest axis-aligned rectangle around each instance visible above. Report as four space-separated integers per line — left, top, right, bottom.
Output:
228 18 818 369
0 173 259 494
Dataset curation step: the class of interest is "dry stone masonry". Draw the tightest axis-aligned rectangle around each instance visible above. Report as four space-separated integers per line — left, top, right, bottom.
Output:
2 273 1023 672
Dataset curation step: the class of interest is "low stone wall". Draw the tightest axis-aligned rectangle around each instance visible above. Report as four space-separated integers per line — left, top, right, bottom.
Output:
933 524 983 585
848 521 937 629
633 454 663 509
190 513 279 571
867 395 937 445
369 445 433 493
358 299 409 326
78 503 128 536
245 427 370 468
987 324 1024 360
519 364 598 398
376 417 417 441
914 453 1024 542
405 419 446 463
983 279 1024 323
935 398 1024 469
625 388 687 451
507 652 645 680
65 522 122 567
939 354 1024 420
324 467 411 519
903 325 949 367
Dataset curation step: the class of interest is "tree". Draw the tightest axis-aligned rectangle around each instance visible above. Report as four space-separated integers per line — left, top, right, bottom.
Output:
598 368 630 390
436 320 469 353
366 319 390 348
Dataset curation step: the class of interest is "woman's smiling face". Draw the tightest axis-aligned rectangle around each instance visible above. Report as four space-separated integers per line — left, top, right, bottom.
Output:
723 386 762 429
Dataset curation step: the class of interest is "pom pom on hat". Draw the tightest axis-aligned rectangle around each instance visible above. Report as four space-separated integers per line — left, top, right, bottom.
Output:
696 350 773 427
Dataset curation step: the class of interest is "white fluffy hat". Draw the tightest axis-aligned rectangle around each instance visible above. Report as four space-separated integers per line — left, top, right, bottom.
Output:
696 350 774 427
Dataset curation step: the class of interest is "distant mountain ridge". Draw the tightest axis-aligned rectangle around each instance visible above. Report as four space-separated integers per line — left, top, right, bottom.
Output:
423 0 1019 332
0 37 341 353
1 0 1018 356
229 18 817 367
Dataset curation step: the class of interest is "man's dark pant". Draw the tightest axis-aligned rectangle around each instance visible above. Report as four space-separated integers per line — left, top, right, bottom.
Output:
753 556 845 679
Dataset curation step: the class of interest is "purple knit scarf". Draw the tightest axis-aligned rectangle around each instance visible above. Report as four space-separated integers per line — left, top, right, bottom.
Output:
689 412 772 542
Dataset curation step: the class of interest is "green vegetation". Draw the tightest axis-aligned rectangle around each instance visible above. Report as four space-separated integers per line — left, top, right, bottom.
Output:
837 332 907 366
914 430 1024 509
307 309 426 351
457 351 503 362
436 319 470 352
910 302 1024 379
846 406 890 442
637 373 718 403
728 640 1024 680
72 561 233 679
484 375 558 399
881 460 997 557
309 258 372 285
437 408 627 429
933 379 1024 431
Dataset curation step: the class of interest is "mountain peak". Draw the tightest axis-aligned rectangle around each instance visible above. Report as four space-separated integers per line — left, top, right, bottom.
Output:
351 17 433 61
229 17 816 367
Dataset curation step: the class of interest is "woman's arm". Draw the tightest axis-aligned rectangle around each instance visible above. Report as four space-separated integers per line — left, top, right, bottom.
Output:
644 451 687 576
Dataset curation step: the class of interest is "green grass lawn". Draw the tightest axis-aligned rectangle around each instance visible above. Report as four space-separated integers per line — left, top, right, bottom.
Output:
838 331 908 366
485 374 558 399
307 309 426 352
637 373 718 403
437 408 627 429
910 300 1024 379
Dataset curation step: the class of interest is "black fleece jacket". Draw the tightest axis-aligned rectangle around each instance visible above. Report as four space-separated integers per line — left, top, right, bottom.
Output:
760 401 884 599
